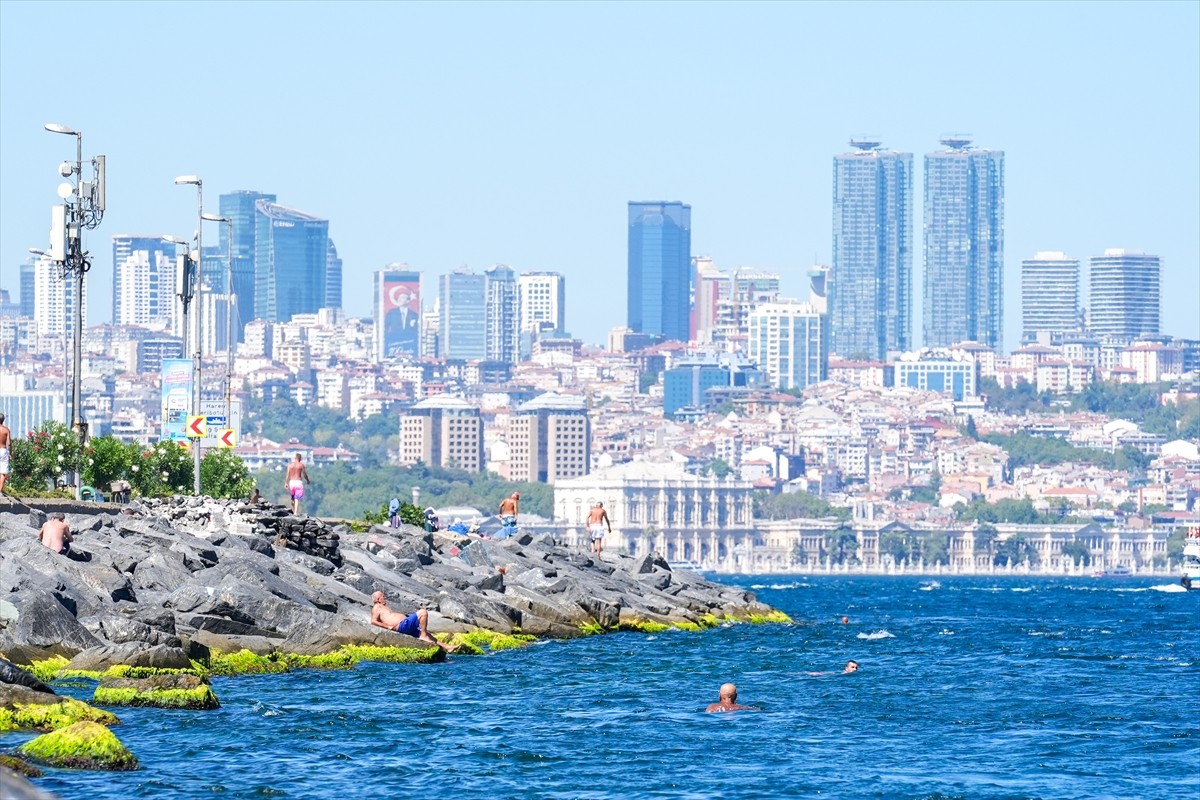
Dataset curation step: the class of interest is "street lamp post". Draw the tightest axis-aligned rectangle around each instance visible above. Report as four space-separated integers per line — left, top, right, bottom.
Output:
201 212 234 421
42 123 104 501
174 176 203 495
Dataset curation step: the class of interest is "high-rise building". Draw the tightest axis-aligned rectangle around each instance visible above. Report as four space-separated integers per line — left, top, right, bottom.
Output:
325 240 343 313
923 138 1004 350
1088 249 1160 340
1021 252 1080 344
507 392 590 484
439 268 487 360
399 396 484 471
31 253 83 339
485 264 520 365
831 141 913 360
111 236 178 330
218 190 277 338
374 265 422 361
628 201 691 342
19 258 36 318
518 271 566 334
253 200 330 324
747 268 830 390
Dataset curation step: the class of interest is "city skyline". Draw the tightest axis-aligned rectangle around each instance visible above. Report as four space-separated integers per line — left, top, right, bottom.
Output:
1 2 1196 351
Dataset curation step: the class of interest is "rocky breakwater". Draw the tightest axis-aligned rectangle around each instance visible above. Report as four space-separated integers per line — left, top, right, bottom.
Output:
1 496 784 667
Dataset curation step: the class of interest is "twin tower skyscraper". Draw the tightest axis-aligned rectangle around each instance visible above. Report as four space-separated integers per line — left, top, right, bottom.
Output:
627 138 1004 360
833 137 1004 360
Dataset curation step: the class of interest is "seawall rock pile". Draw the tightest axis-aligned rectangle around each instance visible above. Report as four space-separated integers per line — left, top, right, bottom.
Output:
0 496 781 665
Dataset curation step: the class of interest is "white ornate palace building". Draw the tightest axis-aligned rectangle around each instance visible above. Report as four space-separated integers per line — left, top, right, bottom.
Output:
552 460 760 571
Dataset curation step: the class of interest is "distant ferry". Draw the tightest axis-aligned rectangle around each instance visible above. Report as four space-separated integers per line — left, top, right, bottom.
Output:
1091 566 1132 578
1182 528 1200 590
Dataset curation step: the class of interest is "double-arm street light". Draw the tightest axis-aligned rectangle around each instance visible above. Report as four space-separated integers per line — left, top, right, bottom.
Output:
173 176 203 495
200 212 235 422
42 123 104 500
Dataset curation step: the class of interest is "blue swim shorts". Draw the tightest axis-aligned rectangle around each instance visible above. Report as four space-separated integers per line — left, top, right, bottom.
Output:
396 612 421 638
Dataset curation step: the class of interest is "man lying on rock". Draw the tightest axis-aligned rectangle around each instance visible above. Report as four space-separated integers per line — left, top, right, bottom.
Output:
370 591 458 653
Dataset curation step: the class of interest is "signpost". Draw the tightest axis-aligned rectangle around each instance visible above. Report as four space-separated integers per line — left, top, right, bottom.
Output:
199 399 241 449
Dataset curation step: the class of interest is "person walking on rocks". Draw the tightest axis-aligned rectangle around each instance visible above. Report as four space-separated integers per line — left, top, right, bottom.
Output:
38 513 73 555
0 412 10 498
586 501 611 556
498 492 519 539
370 591 457 653
284 454 310 515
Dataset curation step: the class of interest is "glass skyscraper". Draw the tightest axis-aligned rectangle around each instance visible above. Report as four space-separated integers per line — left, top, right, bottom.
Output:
832 141 913 361
218 190 276 339
484 263 520 365
253 200 330 323
439 268 487 360
923 138 1005 350
1021 251 1080 344
628 201 691 343
1088 249 1160 340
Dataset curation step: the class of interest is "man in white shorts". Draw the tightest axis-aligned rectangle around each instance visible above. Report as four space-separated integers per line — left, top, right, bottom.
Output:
585 500 611 556
0 412 10 497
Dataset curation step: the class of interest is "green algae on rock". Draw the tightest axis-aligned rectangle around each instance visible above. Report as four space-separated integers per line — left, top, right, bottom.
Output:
0 753 43 777
451 629 538 652
19 720 138 771
25 656 69 684
94 674 219 710
0 696 119 733
338 644 444 664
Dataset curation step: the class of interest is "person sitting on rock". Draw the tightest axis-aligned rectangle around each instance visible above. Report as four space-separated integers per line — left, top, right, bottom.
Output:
38 513 73 555
705 683 758 713
388 498 401 528
369 591 457 653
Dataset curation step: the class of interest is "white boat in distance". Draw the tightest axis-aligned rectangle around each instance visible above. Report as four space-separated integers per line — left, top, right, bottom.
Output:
1181 528 1200 590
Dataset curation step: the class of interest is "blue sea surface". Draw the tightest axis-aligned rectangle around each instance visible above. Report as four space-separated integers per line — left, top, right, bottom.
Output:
7 576 1198 800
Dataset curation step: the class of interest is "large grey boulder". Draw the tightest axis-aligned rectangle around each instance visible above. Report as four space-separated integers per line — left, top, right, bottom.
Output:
0 590 101 660
65 643 192 673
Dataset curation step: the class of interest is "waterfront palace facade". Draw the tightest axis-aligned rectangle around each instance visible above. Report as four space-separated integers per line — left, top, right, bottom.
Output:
551 461 1179 574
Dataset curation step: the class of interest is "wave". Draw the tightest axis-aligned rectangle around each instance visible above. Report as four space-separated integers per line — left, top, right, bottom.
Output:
1010 587 1034 593
857 630 895 640
938 629 955 636
919 581 941 591
1151 584 1188 593
749 582 811 590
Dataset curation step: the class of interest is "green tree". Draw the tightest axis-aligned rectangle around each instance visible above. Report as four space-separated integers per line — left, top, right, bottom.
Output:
1059 540 1092 566
82 436 136 493
200 449 255 499
754 490 850 521
709 459 733 479
974 523 999 558
131 440 194 497
994 534 1038 567
921 531 950 565
879 530 919 564
964 415 980 441
910 471 942 505
824 525 859 565
7 421 81 492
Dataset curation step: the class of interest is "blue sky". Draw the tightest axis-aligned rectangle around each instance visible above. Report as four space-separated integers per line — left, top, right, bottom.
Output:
1 1 1197 350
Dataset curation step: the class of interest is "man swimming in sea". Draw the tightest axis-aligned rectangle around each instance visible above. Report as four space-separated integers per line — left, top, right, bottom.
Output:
806 660 859 676
369 591 457 653
705 683 758 712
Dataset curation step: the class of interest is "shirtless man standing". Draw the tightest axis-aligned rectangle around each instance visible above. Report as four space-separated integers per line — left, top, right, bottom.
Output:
38 513 73 555
497 491 519 539
586 501 611 555
0 412 10 497
369 591 457 653
705 683 758 713
284 454 310 515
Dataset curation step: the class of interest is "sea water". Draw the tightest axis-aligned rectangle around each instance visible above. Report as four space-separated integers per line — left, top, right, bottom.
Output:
7 576 1197 800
